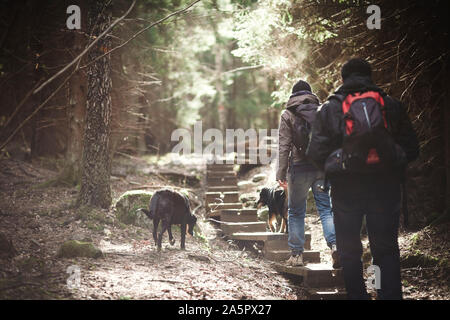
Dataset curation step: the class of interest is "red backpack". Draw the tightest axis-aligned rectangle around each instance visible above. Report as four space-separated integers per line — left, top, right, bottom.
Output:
337 91 401 172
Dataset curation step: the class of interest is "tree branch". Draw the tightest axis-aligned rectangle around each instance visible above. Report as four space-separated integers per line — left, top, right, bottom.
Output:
32 0 136 95
80 0 201 70
0 67 77 151
0 0 200 151
223 64 265 74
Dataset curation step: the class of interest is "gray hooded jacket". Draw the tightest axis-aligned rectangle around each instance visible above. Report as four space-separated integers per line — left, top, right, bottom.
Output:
276 92 320 181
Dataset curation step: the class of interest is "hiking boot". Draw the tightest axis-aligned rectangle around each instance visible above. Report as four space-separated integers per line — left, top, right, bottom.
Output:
331 244 341 269
286 254 303 267
285 255 297 266
292 254 304 266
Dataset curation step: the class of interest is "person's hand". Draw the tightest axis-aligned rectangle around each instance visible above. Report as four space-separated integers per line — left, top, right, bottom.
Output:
278 180 288 190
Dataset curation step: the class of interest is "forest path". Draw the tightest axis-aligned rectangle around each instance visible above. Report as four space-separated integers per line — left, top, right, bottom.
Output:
0 156 305 299
1 155 448 300
203 148 346 299
202 142 449 300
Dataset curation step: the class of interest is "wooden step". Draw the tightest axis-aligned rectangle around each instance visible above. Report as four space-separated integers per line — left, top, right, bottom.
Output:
221 221 267 235
306 287 347 300
230 232 288 242
273 263 344 288
206 171 236 178
264 233 311 251
206 164 235 171
207 176 238 187
208 203 242 212
205 191 239 204
234 157 266 165
207 186 238 193
220 209 258 222
264 250 320 263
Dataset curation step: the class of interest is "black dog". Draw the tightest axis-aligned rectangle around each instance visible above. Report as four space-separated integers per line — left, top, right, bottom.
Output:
256 187 288 233
138 189 197 251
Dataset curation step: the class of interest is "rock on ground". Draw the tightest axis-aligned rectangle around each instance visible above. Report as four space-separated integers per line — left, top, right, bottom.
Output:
252 173 267 183
57 240 103 259
114 190 154 227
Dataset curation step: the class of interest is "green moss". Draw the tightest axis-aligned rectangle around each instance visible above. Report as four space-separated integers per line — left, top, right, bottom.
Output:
401 251 440 268
114 190 154 227
410 233 420 247
86 221 104 232
57 240 103 259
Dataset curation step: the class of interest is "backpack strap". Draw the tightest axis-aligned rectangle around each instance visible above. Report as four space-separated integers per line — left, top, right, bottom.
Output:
328 93 346 104
285 108 309 157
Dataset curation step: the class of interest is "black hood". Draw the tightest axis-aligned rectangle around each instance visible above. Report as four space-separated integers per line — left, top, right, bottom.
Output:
334 75 384 96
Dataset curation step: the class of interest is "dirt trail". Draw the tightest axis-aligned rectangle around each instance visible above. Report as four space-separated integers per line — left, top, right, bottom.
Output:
0 156 448 300
0 156 304 299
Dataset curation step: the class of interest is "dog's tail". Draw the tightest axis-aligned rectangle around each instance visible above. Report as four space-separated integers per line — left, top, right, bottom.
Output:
136 192 162 220
136 208 152 219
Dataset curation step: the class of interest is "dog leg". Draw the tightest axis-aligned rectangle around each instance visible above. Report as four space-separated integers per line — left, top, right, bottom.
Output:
153 218 160 245
268 214 276 232
279 218 286 233
157 219 168 252
168 225 175 246
266 218 274 232
180 223 187 250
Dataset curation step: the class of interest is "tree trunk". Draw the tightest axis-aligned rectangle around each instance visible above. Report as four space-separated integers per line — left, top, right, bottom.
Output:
28 1 43 160
445 67 450 214
63 64 86 184
215 45 226 132
77 0 112 208
60 1 87 185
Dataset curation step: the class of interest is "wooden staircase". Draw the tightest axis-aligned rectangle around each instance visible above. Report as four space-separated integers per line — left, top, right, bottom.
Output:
204 152 347 300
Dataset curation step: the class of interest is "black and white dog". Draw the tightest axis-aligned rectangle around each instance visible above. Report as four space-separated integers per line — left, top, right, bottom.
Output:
256 187 288 233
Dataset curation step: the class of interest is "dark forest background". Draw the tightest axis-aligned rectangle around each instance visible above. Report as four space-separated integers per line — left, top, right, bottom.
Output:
0 0 449 226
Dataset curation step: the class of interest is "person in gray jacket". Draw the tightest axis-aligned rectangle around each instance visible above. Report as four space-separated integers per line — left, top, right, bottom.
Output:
276 80 339 268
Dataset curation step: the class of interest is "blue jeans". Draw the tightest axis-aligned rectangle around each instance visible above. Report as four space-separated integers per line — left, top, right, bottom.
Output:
287 166 336 255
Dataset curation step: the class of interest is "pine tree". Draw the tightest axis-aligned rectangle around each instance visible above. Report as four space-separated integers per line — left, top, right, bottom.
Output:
77 0 112 208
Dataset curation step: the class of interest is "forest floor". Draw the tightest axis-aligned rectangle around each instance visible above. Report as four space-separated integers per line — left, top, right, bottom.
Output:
0 155 303 300
0 155 448 300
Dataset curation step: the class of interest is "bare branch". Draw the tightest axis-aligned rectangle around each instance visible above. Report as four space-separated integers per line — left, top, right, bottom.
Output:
223 64 265 74
33 0 137 95
0 67 77 151
80 0 201 69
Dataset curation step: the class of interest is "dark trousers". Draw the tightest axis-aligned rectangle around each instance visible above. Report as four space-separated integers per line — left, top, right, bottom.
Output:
331 175 403 300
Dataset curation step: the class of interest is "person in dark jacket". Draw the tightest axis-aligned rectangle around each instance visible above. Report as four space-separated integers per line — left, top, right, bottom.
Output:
277 80 339 268
307 58 419 300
